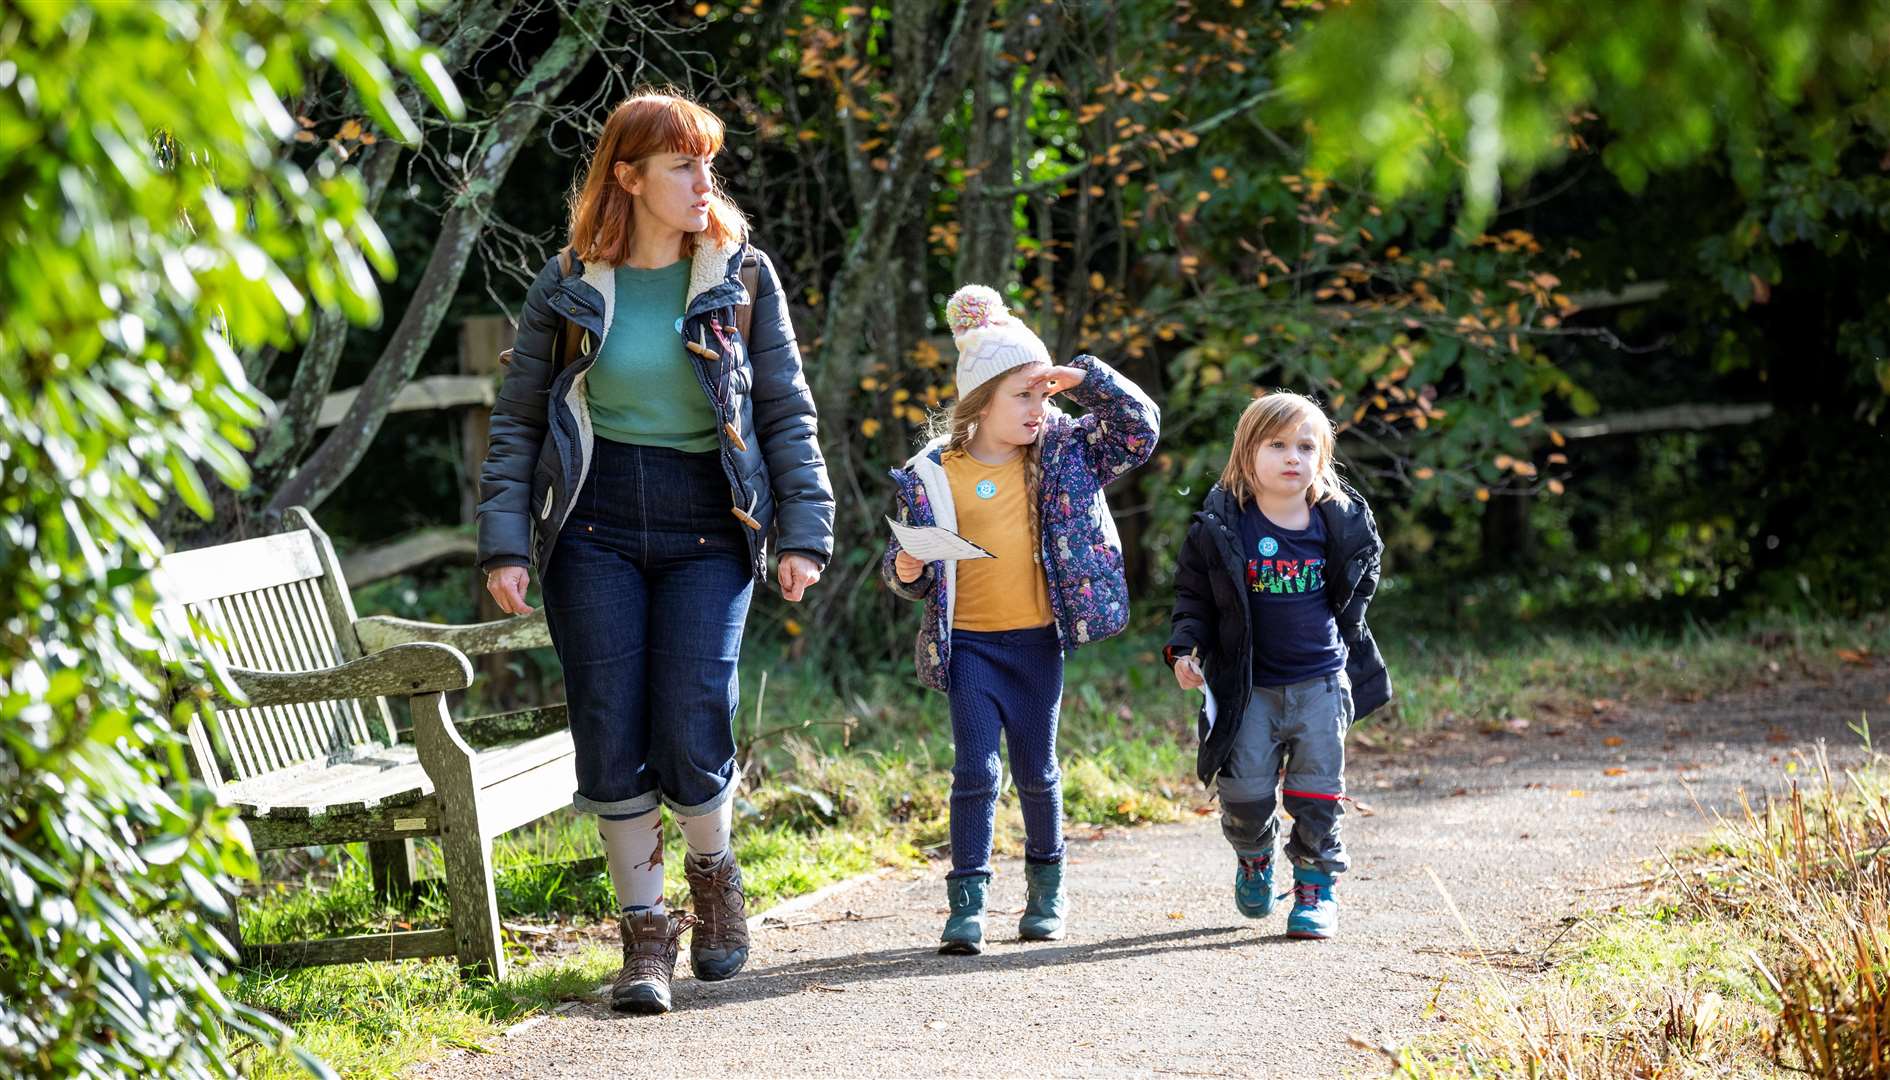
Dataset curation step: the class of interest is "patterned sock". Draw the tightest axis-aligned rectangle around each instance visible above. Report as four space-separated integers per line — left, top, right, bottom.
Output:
677 798 732 866
598 809 665 913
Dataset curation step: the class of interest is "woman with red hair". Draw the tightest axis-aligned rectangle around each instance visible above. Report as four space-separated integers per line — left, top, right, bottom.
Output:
476 91 834 1013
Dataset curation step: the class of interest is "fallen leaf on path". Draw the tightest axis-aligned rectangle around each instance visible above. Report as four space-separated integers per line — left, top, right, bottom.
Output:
1567 789 1587 798
1603 736 1625 747
1166 911 1185 920
1837 648 1871 666
1591 698 1616 713
1448 787 1469 797
1346 1035 1400 1061
1766 729 1791 743
1192 804 1216 815
1602 767 1627 777
806 984 846 993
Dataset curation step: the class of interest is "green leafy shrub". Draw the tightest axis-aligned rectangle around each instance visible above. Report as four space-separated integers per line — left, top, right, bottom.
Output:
0 2 457 1075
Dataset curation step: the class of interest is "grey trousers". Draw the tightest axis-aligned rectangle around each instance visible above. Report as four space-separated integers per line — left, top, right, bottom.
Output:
1215 670 1352 875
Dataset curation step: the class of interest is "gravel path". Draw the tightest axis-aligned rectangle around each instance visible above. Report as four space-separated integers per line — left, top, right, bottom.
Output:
415 669 1886 1079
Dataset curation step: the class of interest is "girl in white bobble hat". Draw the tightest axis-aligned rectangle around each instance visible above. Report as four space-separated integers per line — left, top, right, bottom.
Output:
880 284 1161 954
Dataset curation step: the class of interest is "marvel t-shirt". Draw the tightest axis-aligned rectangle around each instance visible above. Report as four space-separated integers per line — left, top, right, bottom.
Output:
1237 503 1345 687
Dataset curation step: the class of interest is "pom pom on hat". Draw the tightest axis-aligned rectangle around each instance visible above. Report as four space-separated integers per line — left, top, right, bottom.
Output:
945 282 1051 398
945 284 1008 338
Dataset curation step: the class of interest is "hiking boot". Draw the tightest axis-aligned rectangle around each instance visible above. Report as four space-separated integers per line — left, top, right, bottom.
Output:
611 908 696 1014
939 874 988 955
1018 861 1066 941
1286 867 1338 940
684 849 751 981
1234 853 1277 919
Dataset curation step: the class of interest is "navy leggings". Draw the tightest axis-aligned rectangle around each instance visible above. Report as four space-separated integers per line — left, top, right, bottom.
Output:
946 624 1065 879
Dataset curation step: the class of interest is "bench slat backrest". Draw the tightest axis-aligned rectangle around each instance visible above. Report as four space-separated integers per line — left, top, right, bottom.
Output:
158 509 396 785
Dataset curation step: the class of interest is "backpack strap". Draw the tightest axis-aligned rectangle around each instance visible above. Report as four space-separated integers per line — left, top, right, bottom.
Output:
496 249 584 369
735 255 760 343
555 248 582 369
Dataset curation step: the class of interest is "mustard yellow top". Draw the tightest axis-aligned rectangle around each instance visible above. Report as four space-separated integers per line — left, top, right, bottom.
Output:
945 450 1053 631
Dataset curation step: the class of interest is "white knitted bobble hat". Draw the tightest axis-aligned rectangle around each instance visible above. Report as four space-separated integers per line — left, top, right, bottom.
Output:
944 284 1051 398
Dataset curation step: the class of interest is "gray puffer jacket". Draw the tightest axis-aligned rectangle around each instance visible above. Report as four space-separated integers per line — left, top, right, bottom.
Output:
476 237 835 583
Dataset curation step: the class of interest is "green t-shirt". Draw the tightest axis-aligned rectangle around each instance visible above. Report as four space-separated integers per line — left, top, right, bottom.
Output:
586 261 719 453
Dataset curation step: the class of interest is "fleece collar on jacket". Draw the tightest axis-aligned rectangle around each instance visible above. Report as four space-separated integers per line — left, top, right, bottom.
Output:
577 234 749 337
904 436 960 633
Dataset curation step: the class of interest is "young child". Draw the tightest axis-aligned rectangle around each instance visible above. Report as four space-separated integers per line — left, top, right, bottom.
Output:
1165 391 1390 939
882 284 1159 954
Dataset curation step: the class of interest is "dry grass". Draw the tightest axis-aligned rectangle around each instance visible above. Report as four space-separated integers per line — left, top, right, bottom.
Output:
1395 728 1890 1079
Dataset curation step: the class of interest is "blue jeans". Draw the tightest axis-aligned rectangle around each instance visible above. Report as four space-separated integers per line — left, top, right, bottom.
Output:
946 624 1066 879
1216 670 1353 875
542 438 754 818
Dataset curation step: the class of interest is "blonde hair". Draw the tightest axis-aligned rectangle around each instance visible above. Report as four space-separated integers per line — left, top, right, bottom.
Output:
1220 391 1351 509
567 90 748 265
926 376 1044 545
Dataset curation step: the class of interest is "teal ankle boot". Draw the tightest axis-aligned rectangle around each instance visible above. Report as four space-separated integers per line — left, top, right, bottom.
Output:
1234 853 1277 918
1286 867 1338 939
938 874 988 955
1018 861 1066 941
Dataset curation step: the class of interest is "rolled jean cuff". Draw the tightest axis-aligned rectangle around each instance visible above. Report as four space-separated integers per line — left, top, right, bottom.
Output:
574 789 662 818
1215 772 1281 803
663 762 743 817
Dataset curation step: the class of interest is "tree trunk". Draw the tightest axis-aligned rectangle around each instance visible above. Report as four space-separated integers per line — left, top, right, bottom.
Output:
797 0 995 656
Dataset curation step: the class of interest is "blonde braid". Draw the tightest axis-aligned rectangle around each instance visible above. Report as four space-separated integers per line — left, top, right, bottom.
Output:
1025 439 1043 557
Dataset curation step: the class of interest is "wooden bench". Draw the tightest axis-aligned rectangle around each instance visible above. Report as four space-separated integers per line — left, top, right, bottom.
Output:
157 507 572 979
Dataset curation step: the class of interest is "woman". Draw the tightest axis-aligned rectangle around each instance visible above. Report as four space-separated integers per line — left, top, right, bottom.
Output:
476 91 834 1014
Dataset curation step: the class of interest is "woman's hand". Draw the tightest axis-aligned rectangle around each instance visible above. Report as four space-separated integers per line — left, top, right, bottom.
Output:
778 553 823 602
1028 364 1087 397
894 549 925 583
486 567 534 616
1174 654 1206 691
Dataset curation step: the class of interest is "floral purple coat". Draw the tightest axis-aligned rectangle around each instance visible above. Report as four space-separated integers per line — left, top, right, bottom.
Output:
879 353 1160 692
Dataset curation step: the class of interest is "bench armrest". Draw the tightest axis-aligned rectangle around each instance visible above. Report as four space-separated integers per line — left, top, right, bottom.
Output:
213 643 474 710
353 610 550 657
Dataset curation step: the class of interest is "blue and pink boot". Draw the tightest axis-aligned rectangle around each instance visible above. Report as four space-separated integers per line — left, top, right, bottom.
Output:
1286 867 1338 939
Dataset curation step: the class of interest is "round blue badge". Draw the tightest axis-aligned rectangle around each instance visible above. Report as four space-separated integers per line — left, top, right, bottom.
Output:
674 317 685 334
1258 536 1279 557
975 479 998 500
